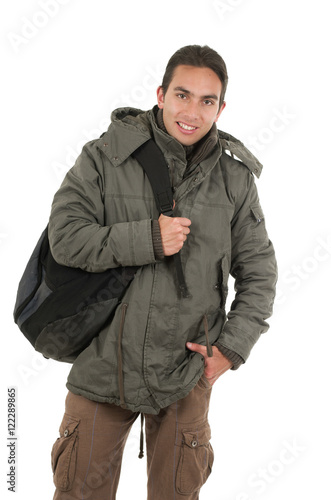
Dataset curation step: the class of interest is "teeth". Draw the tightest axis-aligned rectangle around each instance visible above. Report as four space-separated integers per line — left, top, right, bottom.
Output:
178 122 197 131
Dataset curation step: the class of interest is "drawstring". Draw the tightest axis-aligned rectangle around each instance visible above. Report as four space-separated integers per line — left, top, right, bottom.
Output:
138 413 144 459
117 304 144 459
117 303 128 409
203 315 213 358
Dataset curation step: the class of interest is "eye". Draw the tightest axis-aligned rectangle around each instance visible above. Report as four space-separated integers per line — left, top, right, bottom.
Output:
203 99 214 106
176 93 187 100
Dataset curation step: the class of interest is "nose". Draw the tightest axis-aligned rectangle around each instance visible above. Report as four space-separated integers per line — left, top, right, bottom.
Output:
183 99 200 123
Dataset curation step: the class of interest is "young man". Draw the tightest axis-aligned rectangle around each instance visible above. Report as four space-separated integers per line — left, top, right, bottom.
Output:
49 45 277 499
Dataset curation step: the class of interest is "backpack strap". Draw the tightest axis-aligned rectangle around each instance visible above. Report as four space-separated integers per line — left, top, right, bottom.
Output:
132 139 173 216
133 139 191 299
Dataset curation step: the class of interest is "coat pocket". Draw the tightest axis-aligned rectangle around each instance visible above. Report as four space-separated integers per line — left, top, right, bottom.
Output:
176 421 214 495
250 203 268 243
51 413 80 491
216 254 230 310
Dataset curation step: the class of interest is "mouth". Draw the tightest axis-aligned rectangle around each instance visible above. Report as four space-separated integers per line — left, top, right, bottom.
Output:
176 121 198 133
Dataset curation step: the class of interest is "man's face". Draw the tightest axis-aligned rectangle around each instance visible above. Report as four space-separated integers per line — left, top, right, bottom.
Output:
157 65 226 146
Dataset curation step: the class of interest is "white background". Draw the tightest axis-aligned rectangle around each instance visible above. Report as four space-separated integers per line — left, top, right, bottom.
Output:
1 0 330 498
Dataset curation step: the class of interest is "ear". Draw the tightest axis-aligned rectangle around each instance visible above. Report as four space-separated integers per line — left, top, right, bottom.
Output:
156 86 165 109
214 101 226 123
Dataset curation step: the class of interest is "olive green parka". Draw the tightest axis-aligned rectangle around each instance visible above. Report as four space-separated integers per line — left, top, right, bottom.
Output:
48 107 277 414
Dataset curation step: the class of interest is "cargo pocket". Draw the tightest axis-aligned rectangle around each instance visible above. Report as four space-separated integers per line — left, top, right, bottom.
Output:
176 422 214 495
51 413 80 491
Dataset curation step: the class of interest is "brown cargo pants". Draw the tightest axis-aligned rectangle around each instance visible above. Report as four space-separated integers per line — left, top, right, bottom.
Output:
51 376 213 500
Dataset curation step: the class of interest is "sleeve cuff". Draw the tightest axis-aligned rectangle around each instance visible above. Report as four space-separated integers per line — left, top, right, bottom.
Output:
214 343 244 370
152 220 164 260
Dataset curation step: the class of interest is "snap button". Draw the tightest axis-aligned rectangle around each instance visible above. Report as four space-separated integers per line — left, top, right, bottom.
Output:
103 143 108 147
112 156 119 161
191 440 198 448
63 429 69 437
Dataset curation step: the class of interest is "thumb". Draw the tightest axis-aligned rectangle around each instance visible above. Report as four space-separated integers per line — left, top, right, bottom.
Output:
186 342 206 356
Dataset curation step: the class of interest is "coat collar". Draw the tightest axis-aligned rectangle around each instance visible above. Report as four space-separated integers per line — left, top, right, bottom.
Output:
96 107 263 178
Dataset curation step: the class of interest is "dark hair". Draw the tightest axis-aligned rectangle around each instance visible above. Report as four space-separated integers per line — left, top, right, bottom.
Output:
161 45 228 107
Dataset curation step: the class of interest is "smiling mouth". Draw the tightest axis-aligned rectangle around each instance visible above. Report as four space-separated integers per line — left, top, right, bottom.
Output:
177 121 198 131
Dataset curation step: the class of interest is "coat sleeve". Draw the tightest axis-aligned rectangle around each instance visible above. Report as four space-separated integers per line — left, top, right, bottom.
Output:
48 144 157 272
215 171 277 362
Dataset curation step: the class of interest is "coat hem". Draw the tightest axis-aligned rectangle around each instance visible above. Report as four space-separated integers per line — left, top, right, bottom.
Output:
66 366 204 415
148 363 205 410
66 382 160 415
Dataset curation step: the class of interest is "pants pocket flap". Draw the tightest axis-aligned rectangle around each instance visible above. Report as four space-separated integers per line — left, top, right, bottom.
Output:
59 414 80 437
182 424 211 448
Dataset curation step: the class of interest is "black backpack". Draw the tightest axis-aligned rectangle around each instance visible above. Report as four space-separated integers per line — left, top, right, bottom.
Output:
13 139 189 363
